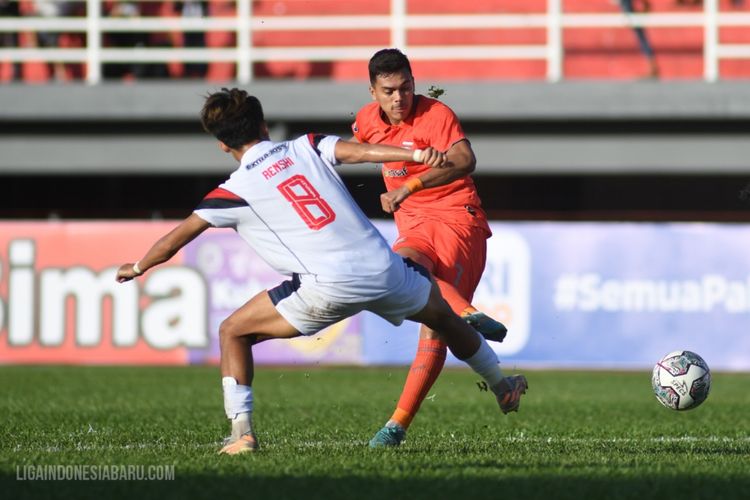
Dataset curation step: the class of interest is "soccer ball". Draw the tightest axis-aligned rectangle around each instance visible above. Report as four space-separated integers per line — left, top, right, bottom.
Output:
651 350 711 410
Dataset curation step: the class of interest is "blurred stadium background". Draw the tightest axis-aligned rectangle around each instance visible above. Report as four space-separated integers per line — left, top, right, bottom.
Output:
1 0 750 370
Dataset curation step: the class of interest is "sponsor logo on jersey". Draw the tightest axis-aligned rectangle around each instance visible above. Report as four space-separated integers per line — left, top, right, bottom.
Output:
384 167 408 177
246 144 288 170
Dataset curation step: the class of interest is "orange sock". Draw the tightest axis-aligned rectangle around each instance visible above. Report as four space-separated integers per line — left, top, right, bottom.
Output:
435 277 473 315
390 338 447 429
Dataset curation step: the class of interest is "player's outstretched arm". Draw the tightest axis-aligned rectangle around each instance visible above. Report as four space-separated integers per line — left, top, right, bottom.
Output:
115 213 211 283
333 139 446 167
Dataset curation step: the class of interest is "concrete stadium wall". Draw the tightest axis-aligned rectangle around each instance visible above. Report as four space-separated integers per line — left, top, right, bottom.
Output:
2 81 750 175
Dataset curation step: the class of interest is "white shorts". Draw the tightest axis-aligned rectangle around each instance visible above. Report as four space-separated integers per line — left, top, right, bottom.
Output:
268 256 432 335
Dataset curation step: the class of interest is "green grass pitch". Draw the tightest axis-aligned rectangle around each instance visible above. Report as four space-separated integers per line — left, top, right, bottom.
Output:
1 365 749 499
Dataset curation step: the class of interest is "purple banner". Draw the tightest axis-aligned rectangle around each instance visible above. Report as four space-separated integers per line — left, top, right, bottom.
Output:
182 221 750 371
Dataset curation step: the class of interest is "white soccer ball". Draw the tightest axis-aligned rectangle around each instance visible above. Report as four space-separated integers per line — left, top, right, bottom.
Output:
651 350 711 411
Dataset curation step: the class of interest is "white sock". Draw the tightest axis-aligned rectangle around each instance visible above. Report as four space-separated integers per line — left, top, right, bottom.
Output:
223 377 255 440
222 376 254 417
463 337 504 388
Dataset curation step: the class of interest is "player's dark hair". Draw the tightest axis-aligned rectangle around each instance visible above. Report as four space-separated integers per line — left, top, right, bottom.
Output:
200 88 265 149
368 48 412 84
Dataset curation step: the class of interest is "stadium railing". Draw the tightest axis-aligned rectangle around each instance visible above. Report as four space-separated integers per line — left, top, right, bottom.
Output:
0 0 748 84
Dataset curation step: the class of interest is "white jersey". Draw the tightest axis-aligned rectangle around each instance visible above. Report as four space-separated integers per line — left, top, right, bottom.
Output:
194 134 397 299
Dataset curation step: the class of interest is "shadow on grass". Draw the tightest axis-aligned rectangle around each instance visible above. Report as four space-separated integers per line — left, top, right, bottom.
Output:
4 472 750 500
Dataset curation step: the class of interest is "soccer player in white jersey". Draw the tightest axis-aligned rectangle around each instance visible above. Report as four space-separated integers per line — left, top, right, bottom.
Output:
115 88 527 455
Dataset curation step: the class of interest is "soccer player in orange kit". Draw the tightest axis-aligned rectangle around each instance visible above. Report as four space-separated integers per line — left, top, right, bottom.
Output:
352 49 526 448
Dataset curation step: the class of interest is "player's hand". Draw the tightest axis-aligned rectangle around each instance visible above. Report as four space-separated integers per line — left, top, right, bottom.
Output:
418 147 448 168
380 187 410 214
116 263 141 283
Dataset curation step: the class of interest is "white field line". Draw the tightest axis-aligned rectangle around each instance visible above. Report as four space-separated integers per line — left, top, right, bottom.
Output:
12 435 750 454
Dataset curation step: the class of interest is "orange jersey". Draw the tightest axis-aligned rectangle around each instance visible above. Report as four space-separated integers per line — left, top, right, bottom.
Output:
352 95 490 233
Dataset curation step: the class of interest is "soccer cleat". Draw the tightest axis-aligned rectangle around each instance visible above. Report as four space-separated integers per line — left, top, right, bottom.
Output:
493 375 528 414
462 311 508 343
369 424 406 448
218 432 259 455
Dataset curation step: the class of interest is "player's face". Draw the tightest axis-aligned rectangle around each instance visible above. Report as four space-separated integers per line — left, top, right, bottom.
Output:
370 71 415 125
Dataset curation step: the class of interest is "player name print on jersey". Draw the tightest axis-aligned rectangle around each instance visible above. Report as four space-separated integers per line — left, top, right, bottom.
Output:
262 156 294 180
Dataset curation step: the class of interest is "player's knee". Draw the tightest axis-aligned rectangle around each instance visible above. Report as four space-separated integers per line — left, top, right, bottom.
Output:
432 298 476 334
219 316 242 340
436 304 459 327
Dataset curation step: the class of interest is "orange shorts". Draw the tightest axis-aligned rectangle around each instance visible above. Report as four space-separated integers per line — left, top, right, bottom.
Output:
392 220 489 302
